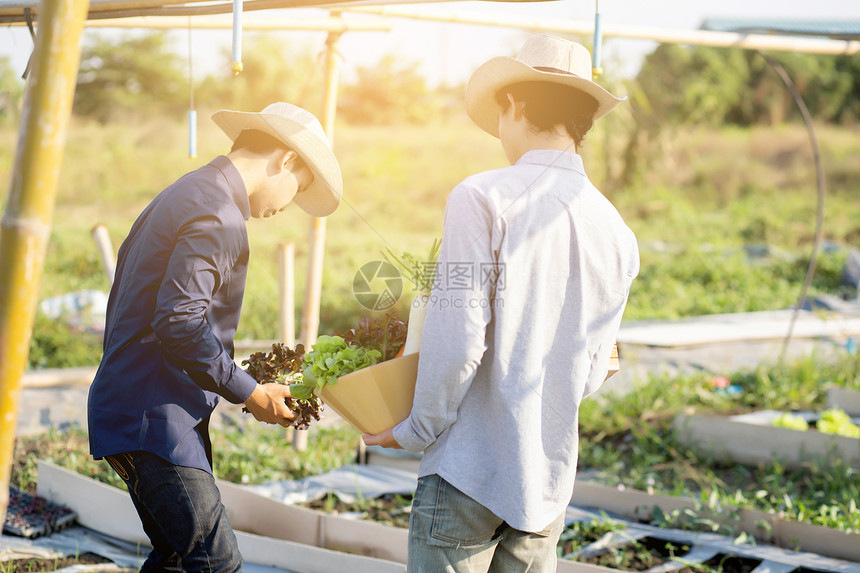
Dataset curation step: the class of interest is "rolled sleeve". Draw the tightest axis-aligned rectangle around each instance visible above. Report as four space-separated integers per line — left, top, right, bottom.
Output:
152 211 256 404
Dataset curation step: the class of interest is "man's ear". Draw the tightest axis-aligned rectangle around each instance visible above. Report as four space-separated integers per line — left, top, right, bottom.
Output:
506 93 524 121
271 149 298 174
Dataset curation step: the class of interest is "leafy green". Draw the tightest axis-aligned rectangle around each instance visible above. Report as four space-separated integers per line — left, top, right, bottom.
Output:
772 412 809 431
296 335 382 398
241 343 323 430
336 312 407 361
817 408 860 438
383 238 441 296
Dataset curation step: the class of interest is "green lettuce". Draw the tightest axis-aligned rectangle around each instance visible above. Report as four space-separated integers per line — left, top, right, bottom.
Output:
291 335 381 400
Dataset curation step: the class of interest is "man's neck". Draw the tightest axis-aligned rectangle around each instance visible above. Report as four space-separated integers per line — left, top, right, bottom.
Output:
509 129 577 164
523 129 577 156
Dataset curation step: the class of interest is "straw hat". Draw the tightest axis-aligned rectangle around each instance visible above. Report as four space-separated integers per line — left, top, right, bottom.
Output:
212 102 343 217
465 35 626 138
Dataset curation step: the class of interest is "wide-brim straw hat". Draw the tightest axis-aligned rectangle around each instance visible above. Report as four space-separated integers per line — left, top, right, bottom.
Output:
212 102 343 217
466 35 626 138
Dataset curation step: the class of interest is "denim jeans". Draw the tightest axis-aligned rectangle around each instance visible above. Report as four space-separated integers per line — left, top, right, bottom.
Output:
105 451 242 573
407 474 564 573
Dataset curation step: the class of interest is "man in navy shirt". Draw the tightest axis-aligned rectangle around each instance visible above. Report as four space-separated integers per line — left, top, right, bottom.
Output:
88 102 342 572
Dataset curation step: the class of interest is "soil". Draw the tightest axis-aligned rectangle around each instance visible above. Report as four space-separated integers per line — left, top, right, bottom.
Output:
0 552 118 572
299 498 763 572
300 493 412 529
566 537 763 572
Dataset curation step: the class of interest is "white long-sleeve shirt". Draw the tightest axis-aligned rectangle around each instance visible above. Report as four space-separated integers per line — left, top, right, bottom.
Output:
392 149 639 532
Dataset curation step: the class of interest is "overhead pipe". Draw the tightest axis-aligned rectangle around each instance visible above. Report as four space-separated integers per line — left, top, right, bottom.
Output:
345 6 860 56
231 0 242 75
592 0 603 76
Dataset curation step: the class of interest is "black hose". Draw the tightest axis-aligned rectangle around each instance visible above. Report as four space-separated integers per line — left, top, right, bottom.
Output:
757 51 826 363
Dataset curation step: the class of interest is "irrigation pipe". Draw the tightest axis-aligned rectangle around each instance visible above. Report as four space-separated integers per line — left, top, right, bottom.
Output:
757 51 827 363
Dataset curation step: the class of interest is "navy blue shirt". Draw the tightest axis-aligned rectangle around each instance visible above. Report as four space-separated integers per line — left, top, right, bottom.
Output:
88 155 258 473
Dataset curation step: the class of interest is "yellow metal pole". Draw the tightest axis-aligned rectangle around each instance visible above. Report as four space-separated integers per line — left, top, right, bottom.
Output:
0 0 89 522
297 17 342 453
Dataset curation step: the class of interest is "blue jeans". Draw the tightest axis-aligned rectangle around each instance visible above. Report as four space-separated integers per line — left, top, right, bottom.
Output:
105 451 242 573
407 474 564 573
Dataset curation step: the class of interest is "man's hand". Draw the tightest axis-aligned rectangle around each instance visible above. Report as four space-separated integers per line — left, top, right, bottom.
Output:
362 427 402 449
244 384 295 427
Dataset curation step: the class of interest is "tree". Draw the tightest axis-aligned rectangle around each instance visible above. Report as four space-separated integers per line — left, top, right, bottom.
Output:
74 31 186 122
636 44 749 126
195 34 324 116
0 56 24 124
635 43 857 127
337 54 439 125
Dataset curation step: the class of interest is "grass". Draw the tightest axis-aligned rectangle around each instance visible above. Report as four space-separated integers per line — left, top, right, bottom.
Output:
578 351 860 533
12 422 362 493
3 115 860 367
9 353 859 537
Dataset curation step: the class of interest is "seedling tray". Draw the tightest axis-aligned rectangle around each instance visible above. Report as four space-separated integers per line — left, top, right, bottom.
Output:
3 486 76 538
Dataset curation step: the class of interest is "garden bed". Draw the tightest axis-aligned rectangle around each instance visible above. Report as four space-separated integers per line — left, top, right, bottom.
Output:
557 506 860 573
35 460 860 572
36 461 405 572
674 410 860 471
570 480 860 564
828 385 860 415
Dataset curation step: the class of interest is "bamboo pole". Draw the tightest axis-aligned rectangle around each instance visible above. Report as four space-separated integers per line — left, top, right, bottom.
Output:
296 18 342 452
278 242 295 349
91 223 116 287
0 0 385 22
0 0 89 525
299 21 341 352
74 15 392 31
345 6 860 56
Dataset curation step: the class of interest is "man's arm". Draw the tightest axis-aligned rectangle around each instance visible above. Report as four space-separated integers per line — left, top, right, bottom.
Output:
151 207 258 404
388 183 496 453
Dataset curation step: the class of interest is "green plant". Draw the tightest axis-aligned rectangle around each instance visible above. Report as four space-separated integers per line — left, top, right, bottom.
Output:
27 312 103 369
335 312 408 361
383 238 441 297
241 343 322 430
296 335 381 399
579 351 860 534
816 408 860 438
557 515 626 557
772 412 809 431
212 423 360 483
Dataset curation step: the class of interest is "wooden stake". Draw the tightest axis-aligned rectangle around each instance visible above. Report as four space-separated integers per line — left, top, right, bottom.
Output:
296 20 343 453
278 242 295 348
91 223 116 287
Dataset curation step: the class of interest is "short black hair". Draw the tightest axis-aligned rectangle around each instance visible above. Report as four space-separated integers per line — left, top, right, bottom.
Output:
494 82 599 148
230 129 290 155
230 129 308 171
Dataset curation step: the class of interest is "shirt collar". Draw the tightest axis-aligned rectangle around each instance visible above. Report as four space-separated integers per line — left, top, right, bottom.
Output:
209 155 251 220
515 149 585 175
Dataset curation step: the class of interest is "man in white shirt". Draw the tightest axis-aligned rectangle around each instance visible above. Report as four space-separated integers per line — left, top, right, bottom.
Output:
364 35 640 572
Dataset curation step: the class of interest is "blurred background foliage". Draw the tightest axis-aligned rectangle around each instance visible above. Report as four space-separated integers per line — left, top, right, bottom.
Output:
1 31 857 129
1 31 859 368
